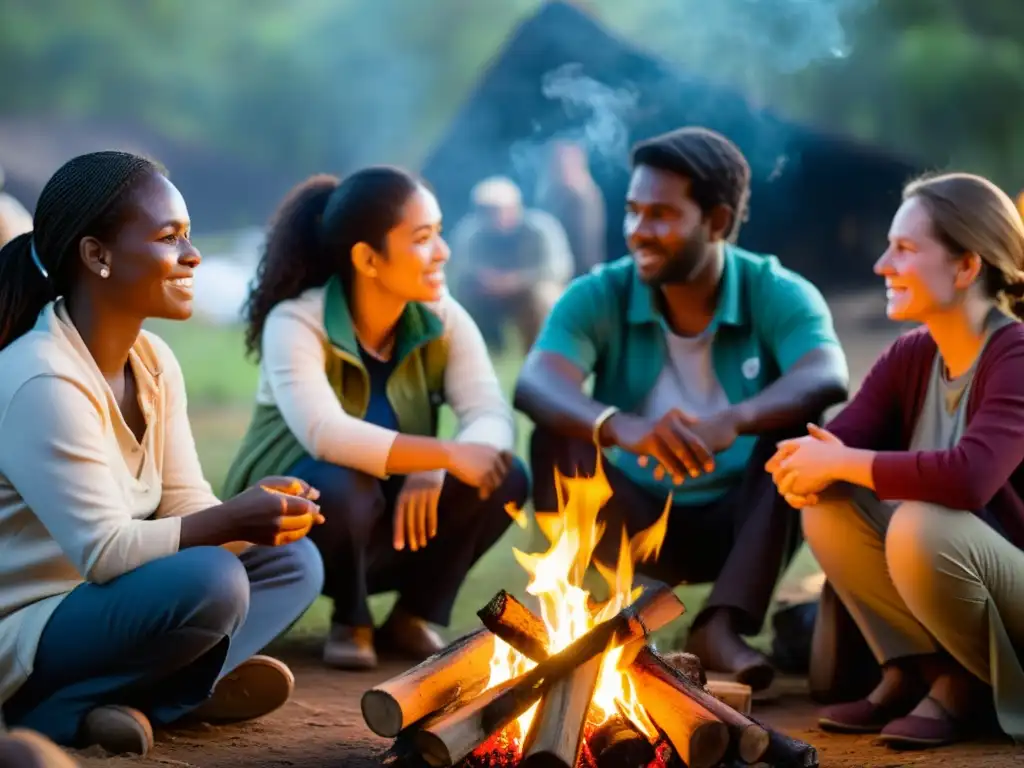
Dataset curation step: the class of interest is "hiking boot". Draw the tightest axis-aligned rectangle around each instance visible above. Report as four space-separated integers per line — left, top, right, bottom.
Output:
323 625 377 670
80 706 153 756
190 655 294 724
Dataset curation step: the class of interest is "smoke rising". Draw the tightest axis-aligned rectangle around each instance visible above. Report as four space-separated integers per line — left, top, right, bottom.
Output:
509 0 874 198
540 63 639 165
509 63 640 190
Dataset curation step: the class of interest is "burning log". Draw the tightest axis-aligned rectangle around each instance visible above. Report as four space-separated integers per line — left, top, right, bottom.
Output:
416 678 521 768
589 715 656 768
362 628 495 737
520 656 603 768
474 589 772 766
479 585 684 735
479 590 550 662
630 650 729 768
415 586 684 767
481 592 655 768
633 648 769 765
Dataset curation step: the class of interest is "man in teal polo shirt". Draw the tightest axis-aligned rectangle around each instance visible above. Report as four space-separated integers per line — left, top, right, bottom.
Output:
515 126 849 690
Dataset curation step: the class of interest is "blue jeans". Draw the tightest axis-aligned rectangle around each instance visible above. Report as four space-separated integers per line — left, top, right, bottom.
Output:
2 540 323 746
291 456 528 628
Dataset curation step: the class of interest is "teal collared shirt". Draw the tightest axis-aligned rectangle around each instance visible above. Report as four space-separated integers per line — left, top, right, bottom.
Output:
532 245 845 505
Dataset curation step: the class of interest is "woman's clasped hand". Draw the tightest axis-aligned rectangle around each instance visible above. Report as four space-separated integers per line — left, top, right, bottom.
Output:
766 423 848 509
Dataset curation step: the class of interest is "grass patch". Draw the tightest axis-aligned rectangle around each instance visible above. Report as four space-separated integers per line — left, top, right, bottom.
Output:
150 317 818 652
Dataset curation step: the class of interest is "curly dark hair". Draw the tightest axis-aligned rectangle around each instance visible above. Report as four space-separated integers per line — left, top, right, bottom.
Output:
0 150 162 350
631 126 751 241
242 166 422 359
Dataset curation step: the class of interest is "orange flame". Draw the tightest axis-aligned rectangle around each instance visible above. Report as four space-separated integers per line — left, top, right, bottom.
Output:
504 501 529 530
486 456 670 744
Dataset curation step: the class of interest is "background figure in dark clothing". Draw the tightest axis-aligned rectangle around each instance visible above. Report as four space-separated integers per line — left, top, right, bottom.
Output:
448 176 573 351
223 167 526 670
515 127 849 691
535 140 607 276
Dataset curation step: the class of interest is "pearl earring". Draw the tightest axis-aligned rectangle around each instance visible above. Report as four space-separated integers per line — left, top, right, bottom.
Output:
99 267 110 279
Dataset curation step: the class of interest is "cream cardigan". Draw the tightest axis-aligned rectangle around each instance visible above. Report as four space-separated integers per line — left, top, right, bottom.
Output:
0 301 220 708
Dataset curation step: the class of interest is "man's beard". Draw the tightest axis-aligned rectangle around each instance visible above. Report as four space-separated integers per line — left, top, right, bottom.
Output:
645 234 708 287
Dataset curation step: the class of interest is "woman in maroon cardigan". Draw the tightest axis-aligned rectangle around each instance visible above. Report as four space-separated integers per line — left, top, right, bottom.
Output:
768 172 1024 750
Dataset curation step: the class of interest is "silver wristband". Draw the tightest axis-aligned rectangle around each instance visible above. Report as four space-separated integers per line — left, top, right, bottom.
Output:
592 405 620 446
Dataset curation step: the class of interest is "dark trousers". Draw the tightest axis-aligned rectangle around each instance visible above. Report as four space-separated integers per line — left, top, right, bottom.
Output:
290 456 529 628
530 428 804 635
2 541 323 746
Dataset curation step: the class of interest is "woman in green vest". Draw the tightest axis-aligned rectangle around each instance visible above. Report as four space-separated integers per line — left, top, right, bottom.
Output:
224 167 527 670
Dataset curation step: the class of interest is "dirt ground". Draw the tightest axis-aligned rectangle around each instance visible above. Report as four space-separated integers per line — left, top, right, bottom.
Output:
68 639 1020 768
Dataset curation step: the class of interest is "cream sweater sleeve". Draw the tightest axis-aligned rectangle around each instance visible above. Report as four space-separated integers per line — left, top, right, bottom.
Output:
440 297 516 451
261 303 398 478
0 375 181 584
150 335 221 519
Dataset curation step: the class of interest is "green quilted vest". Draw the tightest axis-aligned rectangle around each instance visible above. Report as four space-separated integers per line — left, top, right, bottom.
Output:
222 276 449 497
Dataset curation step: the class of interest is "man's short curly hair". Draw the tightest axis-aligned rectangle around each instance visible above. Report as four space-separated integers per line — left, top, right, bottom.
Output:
631 127 751 240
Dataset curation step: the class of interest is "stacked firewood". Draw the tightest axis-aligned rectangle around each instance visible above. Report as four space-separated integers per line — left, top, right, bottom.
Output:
362 588 817 768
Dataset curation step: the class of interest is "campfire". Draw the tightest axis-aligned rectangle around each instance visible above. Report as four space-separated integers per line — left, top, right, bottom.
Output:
362 461 818 768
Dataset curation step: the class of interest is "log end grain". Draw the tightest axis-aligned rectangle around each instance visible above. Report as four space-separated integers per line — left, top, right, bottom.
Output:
737 724 772 764
705 679 752 716
688 720 730 768
590 717 656 768
361 689 405 738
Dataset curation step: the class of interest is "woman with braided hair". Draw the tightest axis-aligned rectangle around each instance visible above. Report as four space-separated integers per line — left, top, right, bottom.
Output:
0 151 325 756
768 172 1024 749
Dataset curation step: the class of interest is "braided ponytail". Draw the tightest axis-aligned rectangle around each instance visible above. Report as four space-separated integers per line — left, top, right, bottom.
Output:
0 151 162 350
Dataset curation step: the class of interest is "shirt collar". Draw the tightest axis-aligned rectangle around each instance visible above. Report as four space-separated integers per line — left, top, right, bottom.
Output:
41 299 163 393
323 275 445 361
626 243 746 329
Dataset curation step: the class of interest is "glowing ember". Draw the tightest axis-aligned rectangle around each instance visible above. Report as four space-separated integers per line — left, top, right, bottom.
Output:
481 457 671 758
464 722 672 768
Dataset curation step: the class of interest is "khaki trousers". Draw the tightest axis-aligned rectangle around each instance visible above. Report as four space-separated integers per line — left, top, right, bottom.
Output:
802 490 1024 740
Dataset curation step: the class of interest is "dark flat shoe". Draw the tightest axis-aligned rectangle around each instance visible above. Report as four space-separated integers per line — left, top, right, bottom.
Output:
878 697 963 750
818 697 916 734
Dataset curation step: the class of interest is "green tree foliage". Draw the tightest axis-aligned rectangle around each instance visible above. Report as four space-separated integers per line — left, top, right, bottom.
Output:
1 0 1022 190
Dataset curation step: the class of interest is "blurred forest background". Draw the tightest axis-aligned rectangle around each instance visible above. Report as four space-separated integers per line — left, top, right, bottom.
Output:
3 0 1023 207
2 0 1022 643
